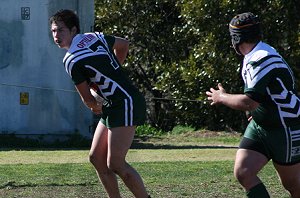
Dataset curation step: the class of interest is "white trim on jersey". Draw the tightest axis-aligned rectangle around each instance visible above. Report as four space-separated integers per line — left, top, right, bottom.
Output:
244 42 299 163
267 78 300 118
62 33 134 126
243 56 287 88
64 50 94 76
84 65 117 97
85 65 133 126
266 86 291 162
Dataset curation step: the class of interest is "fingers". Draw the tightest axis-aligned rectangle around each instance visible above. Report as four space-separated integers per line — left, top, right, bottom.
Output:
205 91 212 96
206 83 223 106
206 90 215 106
217 83 224 90
206 87 216 95
218 83 227 95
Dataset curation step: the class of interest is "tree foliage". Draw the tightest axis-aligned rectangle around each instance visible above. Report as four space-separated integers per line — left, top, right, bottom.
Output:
94 0 300 132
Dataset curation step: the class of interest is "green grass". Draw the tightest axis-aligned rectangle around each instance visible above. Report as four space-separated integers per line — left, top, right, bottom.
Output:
0 149 236 164
0 161 290 198
0 132 291 198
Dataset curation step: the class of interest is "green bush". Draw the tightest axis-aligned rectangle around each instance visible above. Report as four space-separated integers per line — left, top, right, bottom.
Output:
135 124 164 136
95 0 300 132
170 125 196 135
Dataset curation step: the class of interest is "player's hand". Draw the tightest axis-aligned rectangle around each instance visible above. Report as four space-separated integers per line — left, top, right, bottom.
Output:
206 83 226 105
91 102 102 115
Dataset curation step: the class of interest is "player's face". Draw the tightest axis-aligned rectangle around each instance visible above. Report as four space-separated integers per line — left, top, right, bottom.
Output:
51 21 76 50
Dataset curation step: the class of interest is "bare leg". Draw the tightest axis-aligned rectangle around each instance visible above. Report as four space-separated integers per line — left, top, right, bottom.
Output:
274 162 300 198
107 126 149 198
89 122 121 198
234 149 269 191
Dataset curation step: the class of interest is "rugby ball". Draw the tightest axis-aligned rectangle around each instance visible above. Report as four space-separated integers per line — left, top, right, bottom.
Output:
90 88 104 103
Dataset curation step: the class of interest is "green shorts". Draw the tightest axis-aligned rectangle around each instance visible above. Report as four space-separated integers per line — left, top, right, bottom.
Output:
241 119 300 165
100 93 146 128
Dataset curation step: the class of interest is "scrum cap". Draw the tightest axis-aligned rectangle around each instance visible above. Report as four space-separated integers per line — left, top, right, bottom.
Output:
229 12 261 54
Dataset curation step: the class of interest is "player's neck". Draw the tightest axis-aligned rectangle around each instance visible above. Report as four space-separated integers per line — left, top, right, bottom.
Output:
239 42 259 56
64 34 77 50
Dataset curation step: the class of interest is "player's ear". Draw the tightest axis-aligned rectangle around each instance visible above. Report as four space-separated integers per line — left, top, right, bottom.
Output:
71 26 77 35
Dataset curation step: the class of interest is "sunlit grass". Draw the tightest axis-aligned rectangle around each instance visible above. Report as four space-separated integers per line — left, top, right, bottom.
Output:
0 132 290 198
0 160 289 198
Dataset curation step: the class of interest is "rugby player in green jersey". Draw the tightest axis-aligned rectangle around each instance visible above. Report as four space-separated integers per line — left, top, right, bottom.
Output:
206 12 300 198
50 9 150 198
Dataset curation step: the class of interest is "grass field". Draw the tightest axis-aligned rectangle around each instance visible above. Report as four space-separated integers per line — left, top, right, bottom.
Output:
0 132 291 198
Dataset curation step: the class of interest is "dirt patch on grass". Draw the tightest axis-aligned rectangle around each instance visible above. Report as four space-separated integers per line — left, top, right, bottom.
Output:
182 130 241 138
133 130 241 149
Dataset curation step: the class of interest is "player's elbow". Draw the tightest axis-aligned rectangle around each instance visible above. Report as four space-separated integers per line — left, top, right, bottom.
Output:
242 97 259 111
114 37 129 51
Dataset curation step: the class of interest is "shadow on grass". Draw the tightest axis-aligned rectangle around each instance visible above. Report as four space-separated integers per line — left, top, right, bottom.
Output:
0 181 95 189
0 134 237 151
131 139 237 149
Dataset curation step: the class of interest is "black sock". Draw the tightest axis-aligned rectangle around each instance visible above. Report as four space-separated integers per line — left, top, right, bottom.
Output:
246 183 270 198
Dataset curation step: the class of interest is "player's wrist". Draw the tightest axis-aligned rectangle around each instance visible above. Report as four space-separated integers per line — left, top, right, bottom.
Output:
218 92 227 104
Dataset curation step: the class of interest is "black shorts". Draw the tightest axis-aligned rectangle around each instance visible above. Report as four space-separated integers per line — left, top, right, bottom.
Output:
240 120 300 165
100 94 146 128
239 137 271 161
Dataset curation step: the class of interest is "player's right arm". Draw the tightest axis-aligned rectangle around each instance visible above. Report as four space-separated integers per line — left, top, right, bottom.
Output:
75 81 102 114
206 83 259 111
66 59 102 114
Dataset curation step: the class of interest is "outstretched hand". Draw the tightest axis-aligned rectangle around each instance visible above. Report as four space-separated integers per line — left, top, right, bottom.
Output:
206 83 226 105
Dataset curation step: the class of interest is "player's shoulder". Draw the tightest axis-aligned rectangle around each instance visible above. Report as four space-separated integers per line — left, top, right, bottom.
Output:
63 32 114 66
247 42 280 63
69 33 97 51
63 33 97 64
68 32 111 52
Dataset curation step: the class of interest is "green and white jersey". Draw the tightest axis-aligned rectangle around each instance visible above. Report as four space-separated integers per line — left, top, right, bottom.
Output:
63 32 141 106
242 41 300 129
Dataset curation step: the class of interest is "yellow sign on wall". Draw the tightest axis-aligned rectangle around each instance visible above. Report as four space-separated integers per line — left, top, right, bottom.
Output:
20 92 29 105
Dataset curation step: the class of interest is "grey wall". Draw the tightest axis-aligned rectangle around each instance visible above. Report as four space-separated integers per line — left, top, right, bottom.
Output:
0 0 95 138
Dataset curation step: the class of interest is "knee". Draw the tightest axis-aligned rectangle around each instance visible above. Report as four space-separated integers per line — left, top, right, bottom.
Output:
234 166 254 184
89 152 112 176
89 151 99 165
108 160 133 182
107 159 120 173
107 158 127 175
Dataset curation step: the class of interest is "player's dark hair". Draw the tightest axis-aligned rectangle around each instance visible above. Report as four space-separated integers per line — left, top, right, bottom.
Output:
229 12 262 54
50 9 80 34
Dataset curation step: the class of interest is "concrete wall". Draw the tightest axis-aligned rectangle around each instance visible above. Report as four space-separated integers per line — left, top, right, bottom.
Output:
0 0 95 138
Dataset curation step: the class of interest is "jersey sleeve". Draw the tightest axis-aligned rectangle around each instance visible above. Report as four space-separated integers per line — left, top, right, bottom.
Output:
244 68 273 103
104 35 115 49
70 62 88 85
244 89 265 103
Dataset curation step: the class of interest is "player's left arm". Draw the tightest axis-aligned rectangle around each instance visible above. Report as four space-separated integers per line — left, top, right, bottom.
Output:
206 83 259 111
112 37 129 65
75 81 102 114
